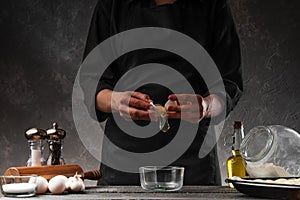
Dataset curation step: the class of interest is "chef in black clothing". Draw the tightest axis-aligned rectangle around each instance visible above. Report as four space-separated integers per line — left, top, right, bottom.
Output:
82 0 243 185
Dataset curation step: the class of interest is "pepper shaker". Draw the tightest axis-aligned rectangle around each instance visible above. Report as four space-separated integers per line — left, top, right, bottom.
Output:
46 123 66 165
25 128 47 166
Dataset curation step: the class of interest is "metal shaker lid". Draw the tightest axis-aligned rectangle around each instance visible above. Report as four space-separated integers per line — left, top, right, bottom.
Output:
25 128 47 140
46 123 66 140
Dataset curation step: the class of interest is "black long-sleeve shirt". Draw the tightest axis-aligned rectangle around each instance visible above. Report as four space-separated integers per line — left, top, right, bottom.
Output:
82 0 242 185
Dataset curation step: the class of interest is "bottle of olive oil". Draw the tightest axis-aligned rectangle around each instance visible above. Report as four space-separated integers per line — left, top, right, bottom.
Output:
226 121 247 188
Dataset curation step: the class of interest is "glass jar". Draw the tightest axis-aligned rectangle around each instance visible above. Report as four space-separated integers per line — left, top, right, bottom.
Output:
25 128 47 166
27 140 46 166
240 125 300 178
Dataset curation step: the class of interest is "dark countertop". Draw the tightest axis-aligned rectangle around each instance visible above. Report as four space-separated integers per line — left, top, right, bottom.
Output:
0 186 265 199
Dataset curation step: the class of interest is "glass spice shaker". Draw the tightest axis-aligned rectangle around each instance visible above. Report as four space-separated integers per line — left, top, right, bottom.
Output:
46 123 66 165
240 125 300 178
25 128 47 166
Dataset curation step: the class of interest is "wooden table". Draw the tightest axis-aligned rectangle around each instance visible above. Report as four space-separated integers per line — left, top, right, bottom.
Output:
0 186 266 199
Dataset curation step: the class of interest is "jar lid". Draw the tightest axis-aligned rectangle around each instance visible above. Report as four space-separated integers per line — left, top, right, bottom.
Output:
46 123 66 140
25 128 47 140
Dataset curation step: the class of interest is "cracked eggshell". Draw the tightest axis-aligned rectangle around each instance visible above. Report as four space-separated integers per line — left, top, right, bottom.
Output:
164 100 178 113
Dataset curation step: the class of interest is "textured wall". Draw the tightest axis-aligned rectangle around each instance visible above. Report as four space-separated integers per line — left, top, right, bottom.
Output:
219 0 300 183
0 0 99 175
0 0 299 185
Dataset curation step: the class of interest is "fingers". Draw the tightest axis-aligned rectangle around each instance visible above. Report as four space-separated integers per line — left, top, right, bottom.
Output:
167 104 201 113
131 91 152 103
129 108 151 121
128 96 151 110
168 94 178 101
167 112 181 119
167 94 205 123
115 92 209 122
118 104 151 121
168 94 204 106
167 112 203 124
166 105 181 112
169 94 199 101
167 105 203 117
148 109 158 122
119 91 152 110
113 91 153 121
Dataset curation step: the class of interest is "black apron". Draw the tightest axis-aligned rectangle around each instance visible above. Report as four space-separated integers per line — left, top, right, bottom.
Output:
82 0 242 185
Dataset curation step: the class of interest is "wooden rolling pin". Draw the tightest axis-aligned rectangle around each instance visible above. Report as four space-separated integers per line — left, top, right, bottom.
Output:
4 164 102 181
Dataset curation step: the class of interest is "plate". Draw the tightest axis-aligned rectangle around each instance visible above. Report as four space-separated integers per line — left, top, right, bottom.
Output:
226 177 300 199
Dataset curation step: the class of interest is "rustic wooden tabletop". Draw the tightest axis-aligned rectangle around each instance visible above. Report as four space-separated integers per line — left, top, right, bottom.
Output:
0 185 267 199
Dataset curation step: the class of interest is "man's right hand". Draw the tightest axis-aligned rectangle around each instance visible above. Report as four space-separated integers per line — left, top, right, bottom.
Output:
96 89 153 121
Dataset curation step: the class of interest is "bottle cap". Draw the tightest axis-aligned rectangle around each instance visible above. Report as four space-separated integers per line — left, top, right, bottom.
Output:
234 121 242 129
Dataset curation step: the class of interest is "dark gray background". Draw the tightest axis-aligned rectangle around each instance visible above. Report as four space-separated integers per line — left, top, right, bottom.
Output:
0 0 299 185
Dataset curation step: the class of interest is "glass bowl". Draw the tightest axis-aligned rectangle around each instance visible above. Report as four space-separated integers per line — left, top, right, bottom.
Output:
139 166 184 191
0 175 37 197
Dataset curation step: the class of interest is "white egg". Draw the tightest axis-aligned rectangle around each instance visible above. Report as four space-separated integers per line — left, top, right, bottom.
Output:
48 175 67 194
65 178 70 191
30 176 48 194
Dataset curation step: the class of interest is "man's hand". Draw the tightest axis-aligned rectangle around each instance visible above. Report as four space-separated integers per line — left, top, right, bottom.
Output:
166 94 225 123
96 89 153 121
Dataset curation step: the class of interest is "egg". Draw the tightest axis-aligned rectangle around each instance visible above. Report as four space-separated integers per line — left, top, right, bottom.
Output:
48 175 68 194
30 176 48 194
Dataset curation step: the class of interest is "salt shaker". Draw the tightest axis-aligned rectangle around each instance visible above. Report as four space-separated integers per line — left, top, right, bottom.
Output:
46 123 66 165
240 125 300 178
25 128 47 166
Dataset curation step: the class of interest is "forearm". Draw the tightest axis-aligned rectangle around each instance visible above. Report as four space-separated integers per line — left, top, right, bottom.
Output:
204 94 225 119
96 89 113 113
